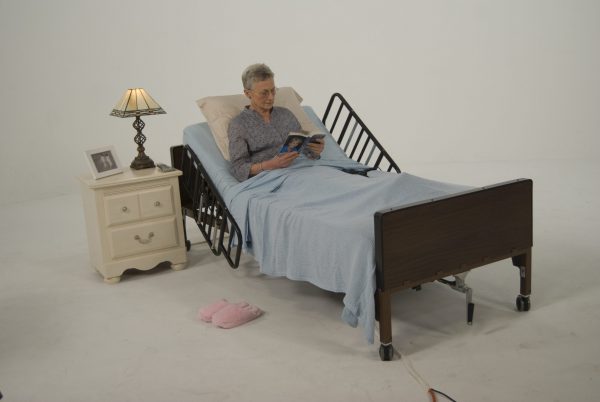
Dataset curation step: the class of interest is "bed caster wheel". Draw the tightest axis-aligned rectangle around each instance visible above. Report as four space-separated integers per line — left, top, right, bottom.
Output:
516 295 530 311
379 344 394 361
185 240 191 251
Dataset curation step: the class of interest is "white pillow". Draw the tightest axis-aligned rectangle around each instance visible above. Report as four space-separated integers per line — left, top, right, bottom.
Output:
196 87 318 160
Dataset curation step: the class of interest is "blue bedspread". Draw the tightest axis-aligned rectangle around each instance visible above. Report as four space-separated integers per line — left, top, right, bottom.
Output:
222 163 470 343
183 107 471 343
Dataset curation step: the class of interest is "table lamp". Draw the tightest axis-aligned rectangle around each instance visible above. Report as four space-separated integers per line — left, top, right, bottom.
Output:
110 88 166 170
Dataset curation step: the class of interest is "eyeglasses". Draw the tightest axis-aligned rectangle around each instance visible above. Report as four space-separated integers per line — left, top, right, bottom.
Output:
251 87 277 98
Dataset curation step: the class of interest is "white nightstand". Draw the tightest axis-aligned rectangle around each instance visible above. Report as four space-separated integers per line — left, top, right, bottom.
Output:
79 167 187 283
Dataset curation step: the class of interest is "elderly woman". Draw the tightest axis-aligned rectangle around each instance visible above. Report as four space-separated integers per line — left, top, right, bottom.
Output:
228 63 325 181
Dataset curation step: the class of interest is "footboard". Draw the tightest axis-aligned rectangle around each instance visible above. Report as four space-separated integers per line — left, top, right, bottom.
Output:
375 179 532 291
373 179 533 359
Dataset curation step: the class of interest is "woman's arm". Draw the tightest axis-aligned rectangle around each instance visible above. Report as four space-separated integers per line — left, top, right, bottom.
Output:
228 119 253 181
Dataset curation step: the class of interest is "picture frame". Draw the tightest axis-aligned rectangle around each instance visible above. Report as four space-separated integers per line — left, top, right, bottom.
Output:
85 145 123 179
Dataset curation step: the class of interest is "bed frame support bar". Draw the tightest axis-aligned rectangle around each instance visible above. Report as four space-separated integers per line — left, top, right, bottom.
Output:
438 273 475 325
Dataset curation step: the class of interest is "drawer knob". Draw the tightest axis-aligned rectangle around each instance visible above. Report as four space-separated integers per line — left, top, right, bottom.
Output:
154 201 161 207
134 232 154 244
122 206 128 212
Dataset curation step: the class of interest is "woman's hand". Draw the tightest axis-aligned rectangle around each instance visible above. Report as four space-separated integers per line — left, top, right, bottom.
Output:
265 152 299 170
306 139 325 157
251 152 298 176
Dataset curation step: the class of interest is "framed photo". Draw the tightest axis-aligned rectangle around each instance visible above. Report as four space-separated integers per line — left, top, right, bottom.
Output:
85 145 123 179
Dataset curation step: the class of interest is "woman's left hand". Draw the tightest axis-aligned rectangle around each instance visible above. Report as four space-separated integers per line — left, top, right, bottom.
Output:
306 139 325 157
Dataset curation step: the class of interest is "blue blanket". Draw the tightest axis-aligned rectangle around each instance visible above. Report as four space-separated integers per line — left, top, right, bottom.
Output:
223 163 471 343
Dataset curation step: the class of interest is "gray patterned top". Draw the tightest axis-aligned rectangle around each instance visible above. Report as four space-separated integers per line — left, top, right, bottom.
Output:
228 106 301 181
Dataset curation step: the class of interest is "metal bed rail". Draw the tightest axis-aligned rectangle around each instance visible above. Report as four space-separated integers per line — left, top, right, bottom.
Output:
170 145 242 268
322 93 400 174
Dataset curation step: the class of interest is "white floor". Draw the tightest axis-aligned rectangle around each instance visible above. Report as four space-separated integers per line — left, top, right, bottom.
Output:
1 159 599 402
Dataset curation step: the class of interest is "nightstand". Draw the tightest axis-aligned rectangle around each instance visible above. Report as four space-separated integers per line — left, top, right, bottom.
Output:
79 167 187 283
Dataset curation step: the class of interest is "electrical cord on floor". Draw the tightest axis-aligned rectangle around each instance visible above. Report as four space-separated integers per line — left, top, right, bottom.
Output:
375 323 458 402
429 388 458 402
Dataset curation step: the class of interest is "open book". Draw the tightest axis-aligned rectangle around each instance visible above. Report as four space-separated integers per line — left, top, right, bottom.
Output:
279 130 326 159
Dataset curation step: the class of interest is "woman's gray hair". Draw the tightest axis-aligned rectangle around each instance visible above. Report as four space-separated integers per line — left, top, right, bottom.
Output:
242 63 274 90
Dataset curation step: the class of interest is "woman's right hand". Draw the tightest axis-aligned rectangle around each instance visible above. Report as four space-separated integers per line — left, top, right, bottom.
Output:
265 152 299 170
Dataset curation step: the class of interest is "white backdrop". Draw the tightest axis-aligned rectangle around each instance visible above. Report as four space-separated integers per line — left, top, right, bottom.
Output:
1 0 598 206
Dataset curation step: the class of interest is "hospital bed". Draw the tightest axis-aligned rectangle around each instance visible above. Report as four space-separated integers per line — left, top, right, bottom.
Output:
170 92 533 361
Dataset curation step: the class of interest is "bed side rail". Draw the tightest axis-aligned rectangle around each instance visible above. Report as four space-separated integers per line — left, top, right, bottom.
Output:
170 145 242 268
322 93 400 173
374 179 533 291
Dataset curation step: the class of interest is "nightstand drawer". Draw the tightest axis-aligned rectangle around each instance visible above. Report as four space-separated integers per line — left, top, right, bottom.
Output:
139 186 174 219
105 193 140 225
108 217 179 259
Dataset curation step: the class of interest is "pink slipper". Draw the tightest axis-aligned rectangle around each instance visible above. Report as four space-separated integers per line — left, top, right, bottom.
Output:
197 299 230 323
212 302 263 329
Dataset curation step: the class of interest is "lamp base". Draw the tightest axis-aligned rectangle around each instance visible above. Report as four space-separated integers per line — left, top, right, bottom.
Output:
130 154 155 170
129 116 155 170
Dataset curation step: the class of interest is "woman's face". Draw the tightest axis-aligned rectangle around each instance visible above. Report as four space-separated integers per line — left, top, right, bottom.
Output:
246 78 276 113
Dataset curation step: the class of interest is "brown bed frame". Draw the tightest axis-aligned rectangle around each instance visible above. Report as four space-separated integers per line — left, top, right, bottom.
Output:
171 93 533 361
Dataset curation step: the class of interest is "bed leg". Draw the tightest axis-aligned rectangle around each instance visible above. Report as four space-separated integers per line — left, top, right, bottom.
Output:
182 210 191 251
375 289 394 361
512 249 532 311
